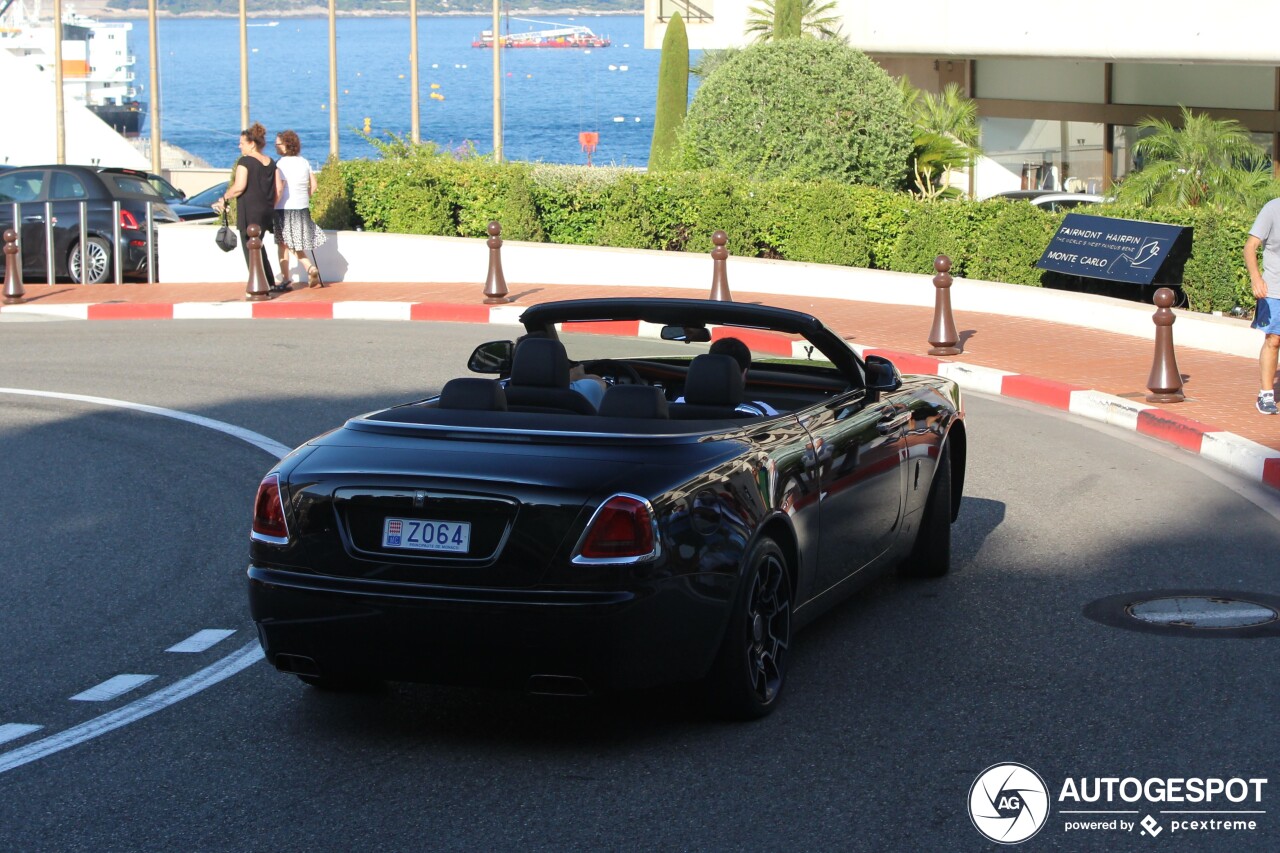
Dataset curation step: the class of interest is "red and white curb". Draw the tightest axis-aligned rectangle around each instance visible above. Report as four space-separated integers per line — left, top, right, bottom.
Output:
6 298 1279 491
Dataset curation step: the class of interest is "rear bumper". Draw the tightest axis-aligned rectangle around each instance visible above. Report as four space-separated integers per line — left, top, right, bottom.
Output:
248 565 736 693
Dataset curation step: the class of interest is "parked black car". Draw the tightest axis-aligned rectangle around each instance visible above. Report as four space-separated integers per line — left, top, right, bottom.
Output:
147 172 219 222
0 165 178 283
249 298 967 718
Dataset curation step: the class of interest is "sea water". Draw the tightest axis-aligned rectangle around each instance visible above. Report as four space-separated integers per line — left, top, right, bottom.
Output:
130 14 696 171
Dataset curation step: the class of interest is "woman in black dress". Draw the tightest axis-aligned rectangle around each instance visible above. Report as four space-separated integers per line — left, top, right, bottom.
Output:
215 122 281 289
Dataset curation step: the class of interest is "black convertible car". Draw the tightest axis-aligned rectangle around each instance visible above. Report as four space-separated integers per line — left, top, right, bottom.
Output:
249 298 966 717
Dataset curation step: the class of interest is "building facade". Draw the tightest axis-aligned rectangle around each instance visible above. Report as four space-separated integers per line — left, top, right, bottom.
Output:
646 0 1280 196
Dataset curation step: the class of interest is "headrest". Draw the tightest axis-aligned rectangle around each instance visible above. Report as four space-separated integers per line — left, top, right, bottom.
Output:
438 378 507 411
598 384 670 419
683 354 744 407
509 337 571 389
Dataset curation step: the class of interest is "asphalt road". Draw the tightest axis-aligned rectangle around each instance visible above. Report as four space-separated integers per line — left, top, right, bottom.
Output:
0 320 1276 852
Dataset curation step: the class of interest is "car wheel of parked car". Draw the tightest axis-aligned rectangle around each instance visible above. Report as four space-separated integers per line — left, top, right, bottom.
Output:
69 236 110 284
900 442 952 578
704 537 791 719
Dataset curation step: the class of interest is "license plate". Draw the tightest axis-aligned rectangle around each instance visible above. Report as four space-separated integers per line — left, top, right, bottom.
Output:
382 517 471 554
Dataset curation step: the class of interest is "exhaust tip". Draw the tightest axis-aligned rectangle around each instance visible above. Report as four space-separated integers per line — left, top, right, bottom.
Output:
527 674 590 697
273 653 321 678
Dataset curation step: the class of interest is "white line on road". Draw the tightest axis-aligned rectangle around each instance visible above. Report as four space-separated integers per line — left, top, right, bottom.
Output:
0 389 287 775
0 642 264 775
0 724 43 746
166 629 236 653
0 388 292 460
70 674 158 702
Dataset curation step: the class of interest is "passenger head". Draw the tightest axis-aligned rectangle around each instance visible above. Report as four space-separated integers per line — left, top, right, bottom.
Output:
275 129 301 156
709 336 752 375
240 122 267 151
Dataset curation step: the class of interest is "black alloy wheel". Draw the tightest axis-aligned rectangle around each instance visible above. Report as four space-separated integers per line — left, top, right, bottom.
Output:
705 537 792 719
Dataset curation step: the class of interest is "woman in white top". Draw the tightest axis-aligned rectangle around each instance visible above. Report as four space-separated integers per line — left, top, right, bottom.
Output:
272 130 328 288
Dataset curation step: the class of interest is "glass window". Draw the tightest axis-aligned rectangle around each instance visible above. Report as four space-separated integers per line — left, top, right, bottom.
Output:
979 117 1107 196
1112 64 1274 111
50 171 87 200
109 175 161 197
0 170 43 203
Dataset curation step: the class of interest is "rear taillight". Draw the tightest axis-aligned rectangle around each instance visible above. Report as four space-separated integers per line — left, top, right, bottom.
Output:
573 494 659 564
251 474 290 544
119 209 140 230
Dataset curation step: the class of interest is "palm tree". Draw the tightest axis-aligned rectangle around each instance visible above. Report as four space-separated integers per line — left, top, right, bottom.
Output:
1114 106 1270 209
900 80 982 199
745 0 844 42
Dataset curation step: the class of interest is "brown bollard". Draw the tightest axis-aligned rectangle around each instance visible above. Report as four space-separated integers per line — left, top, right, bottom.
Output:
709 230 732 301
482 221 509 304
927 254 961 355
3 228 25 304
1146 286 1185 403
245 224 272 301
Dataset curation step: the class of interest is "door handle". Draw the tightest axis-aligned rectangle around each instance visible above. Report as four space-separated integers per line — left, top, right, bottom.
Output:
876 407 910 435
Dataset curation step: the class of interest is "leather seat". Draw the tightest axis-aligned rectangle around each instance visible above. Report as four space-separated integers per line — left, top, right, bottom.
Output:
669 354 750 419
504 337 599 415
438 377 507 411
598 384 670 419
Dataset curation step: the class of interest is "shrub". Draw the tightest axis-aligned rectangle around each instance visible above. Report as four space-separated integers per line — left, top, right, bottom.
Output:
311 155 357 231
968 200 1059 286
452 160 544 242
753 179 872 267
648 12 689 172
675 39 913 190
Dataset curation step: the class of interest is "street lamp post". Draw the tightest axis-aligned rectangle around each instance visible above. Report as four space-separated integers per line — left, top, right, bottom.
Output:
491 0 502 162
410 0 420 144
329 0 339 158
147 0 161 174
52 0 65 163
238 0 248 128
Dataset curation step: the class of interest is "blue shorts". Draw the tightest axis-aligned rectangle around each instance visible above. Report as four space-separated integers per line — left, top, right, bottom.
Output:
1253 298 1280 336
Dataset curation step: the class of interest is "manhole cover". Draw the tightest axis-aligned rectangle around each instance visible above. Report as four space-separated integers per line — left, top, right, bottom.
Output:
1126 596 1278 629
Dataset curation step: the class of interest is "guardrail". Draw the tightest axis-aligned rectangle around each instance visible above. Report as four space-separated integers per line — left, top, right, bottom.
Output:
4 199 161 286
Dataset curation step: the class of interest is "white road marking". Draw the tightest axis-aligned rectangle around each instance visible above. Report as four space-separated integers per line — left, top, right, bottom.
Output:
166 629 236 653
0 642 264 775
0 388 292 459
70 675 158 702
0 724 43 746
0 390 286 775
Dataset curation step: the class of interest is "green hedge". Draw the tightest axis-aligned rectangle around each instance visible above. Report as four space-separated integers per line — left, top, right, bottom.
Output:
312 154 1258 314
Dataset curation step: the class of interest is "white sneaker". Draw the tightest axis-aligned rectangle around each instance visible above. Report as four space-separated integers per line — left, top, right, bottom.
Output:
1258 393 1278 415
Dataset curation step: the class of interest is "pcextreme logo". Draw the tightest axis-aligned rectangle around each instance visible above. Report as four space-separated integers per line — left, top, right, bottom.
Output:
968 764 1269 844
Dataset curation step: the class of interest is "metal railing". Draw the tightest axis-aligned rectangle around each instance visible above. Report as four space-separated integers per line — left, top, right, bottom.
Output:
5 199 161 286
657 0 713 23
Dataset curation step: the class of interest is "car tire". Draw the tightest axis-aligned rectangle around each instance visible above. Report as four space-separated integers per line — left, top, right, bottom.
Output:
703 537 791 720
69 236 110 284
296 672 383 693
900 442 952 578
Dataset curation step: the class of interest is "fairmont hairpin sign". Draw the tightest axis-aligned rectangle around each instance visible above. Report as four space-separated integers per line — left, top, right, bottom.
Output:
1037 213 1192 285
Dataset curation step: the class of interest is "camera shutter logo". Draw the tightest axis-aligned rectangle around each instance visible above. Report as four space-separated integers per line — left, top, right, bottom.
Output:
969 763 1051 844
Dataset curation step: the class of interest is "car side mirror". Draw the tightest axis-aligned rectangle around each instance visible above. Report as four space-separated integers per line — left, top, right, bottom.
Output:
864 354 902 392
468 340 514 375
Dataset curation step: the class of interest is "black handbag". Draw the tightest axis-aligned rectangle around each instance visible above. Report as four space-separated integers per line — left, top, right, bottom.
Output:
215 207 237 253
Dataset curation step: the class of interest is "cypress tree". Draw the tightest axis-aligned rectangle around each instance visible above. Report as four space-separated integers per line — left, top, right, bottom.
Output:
774 0 803 40
648 12 689 172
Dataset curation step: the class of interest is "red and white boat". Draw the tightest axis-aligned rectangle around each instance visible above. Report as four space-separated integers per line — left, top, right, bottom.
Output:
472 19 610 49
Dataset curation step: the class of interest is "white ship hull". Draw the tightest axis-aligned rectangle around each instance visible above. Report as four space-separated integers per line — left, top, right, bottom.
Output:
1 0 146 136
